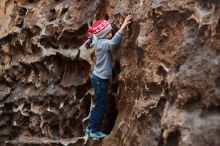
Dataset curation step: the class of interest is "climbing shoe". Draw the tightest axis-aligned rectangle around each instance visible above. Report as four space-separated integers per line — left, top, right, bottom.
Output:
89 131 107 139
84 127 91 135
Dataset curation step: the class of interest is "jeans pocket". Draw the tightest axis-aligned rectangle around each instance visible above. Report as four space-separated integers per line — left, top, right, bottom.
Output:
100 81 109 89
95 87 101 95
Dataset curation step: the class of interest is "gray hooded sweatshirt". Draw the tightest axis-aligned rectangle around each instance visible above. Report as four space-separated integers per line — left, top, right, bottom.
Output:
92 32 123 79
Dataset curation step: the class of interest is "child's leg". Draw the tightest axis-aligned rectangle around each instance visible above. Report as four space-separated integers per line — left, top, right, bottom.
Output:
88 74 109 132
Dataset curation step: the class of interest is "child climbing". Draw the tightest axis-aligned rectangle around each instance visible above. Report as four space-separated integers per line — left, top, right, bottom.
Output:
85 15 133 139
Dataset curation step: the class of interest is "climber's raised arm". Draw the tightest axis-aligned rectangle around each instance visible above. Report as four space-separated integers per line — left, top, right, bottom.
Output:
102 15 133 50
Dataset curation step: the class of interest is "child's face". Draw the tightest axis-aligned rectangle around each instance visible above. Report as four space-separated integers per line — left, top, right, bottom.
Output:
105 31 113 39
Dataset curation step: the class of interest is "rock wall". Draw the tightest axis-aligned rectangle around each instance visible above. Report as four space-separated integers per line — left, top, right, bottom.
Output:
0 0 220 146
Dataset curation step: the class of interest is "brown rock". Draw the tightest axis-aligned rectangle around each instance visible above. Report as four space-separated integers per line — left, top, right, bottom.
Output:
0 0 220 146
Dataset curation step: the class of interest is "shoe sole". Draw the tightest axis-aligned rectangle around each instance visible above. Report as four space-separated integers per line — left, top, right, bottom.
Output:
89 135 106 140
90 137 105 140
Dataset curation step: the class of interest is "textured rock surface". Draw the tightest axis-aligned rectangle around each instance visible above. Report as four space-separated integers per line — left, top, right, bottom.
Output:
0 0 220 146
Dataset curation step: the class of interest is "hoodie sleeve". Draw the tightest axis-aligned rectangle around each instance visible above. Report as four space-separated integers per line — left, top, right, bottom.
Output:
100 32 123 51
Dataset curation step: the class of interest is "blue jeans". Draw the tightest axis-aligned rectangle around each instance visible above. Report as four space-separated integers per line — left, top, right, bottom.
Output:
88 74 110 132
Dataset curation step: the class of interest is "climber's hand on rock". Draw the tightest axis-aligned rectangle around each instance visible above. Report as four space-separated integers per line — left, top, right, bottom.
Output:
119 15 133 33
123 15 133 26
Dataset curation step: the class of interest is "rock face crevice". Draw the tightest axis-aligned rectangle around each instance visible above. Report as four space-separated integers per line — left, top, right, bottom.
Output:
1 0 220 146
